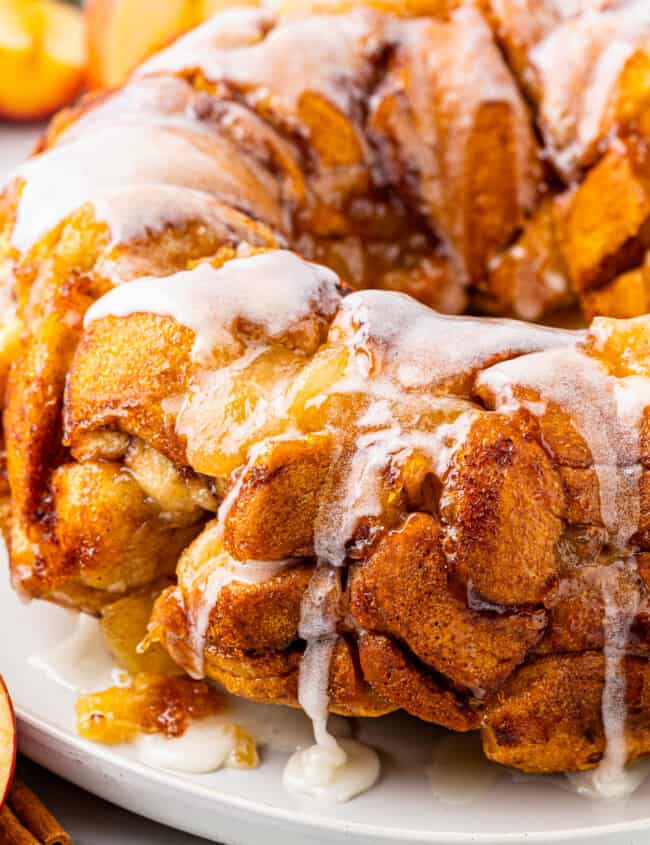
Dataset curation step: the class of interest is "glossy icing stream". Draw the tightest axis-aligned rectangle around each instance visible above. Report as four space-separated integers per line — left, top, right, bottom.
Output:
478 327 650 797
83 245 641 798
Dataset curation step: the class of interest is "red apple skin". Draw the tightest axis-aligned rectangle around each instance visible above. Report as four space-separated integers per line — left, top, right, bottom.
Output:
0 675 16 808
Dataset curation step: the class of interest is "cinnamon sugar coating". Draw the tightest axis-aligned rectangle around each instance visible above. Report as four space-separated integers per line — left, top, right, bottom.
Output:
4 2 650 776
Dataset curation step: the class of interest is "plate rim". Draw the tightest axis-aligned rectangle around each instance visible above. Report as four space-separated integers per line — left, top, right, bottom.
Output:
4 125 650 845
15 704 650 845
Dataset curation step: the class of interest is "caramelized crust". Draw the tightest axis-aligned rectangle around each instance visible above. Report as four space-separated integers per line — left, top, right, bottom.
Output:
350 513 546 694
76 673 227 743
357 632 479 730
5 2 650 780
483 654 650 773
440 414 564 605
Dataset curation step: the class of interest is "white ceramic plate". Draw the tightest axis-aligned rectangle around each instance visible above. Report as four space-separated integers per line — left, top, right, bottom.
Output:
5 575 650 845
4 127 650 845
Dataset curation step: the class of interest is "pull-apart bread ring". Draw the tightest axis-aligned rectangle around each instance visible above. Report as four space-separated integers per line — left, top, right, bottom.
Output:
9 240 650 773
4 2 650 779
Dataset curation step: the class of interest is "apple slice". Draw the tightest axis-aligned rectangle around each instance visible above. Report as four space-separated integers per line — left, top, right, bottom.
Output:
0 0 85 122
86 0 196 89
198 0 259 16
0 676 16 807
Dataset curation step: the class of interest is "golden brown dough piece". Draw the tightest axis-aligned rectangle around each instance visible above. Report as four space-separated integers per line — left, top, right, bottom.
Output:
5 3 650 781
484 0 650 178
0 3 541 612
16 228 647 774
483 653 650 773
481 0 650 319
6 2 650 327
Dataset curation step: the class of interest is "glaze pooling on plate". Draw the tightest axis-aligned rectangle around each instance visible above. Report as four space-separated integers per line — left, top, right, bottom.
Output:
27 615 127 694
7 4 650 807
77 244 650 797
26 600 379 800
132 716 250 775
283 738 380 803
7 111 650 845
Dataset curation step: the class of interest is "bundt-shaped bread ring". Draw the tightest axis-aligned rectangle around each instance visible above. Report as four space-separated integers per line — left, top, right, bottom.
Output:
4 1 650 781
8 239 650 773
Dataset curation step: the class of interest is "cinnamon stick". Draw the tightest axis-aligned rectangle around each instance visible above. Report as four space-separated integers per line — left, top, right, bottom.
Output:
0 804 40 845
8 779 72 845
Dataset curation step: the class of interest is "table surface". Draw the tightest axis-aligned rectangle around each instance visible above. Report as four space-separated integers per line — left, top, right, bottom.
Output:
18 756 215 844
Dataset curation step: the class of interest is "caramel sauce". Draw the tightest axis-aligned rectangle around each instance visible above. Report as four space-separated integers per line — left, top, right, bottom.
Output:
76 673 225 744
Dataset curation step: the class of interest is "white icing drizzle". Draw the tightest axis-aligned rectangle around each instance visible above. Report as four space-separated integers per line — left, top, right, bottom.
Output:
332 290 580 390
11 125 281 253
529 0 650 177
93 186 218 248
284 541 376 800
179 548 291 680
187 552 289 681
28 615 130 694
312 403 478 569
57 76 219 144
85 250 341 363
479 346 650 549
90 188 278 286
567 561 641 798
138 8 376 120
175 429 305 678
176 484 244 679
92 184 254 256
595 562 640 796
288 563 383 803
478 335 650 796
297 563 342 751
